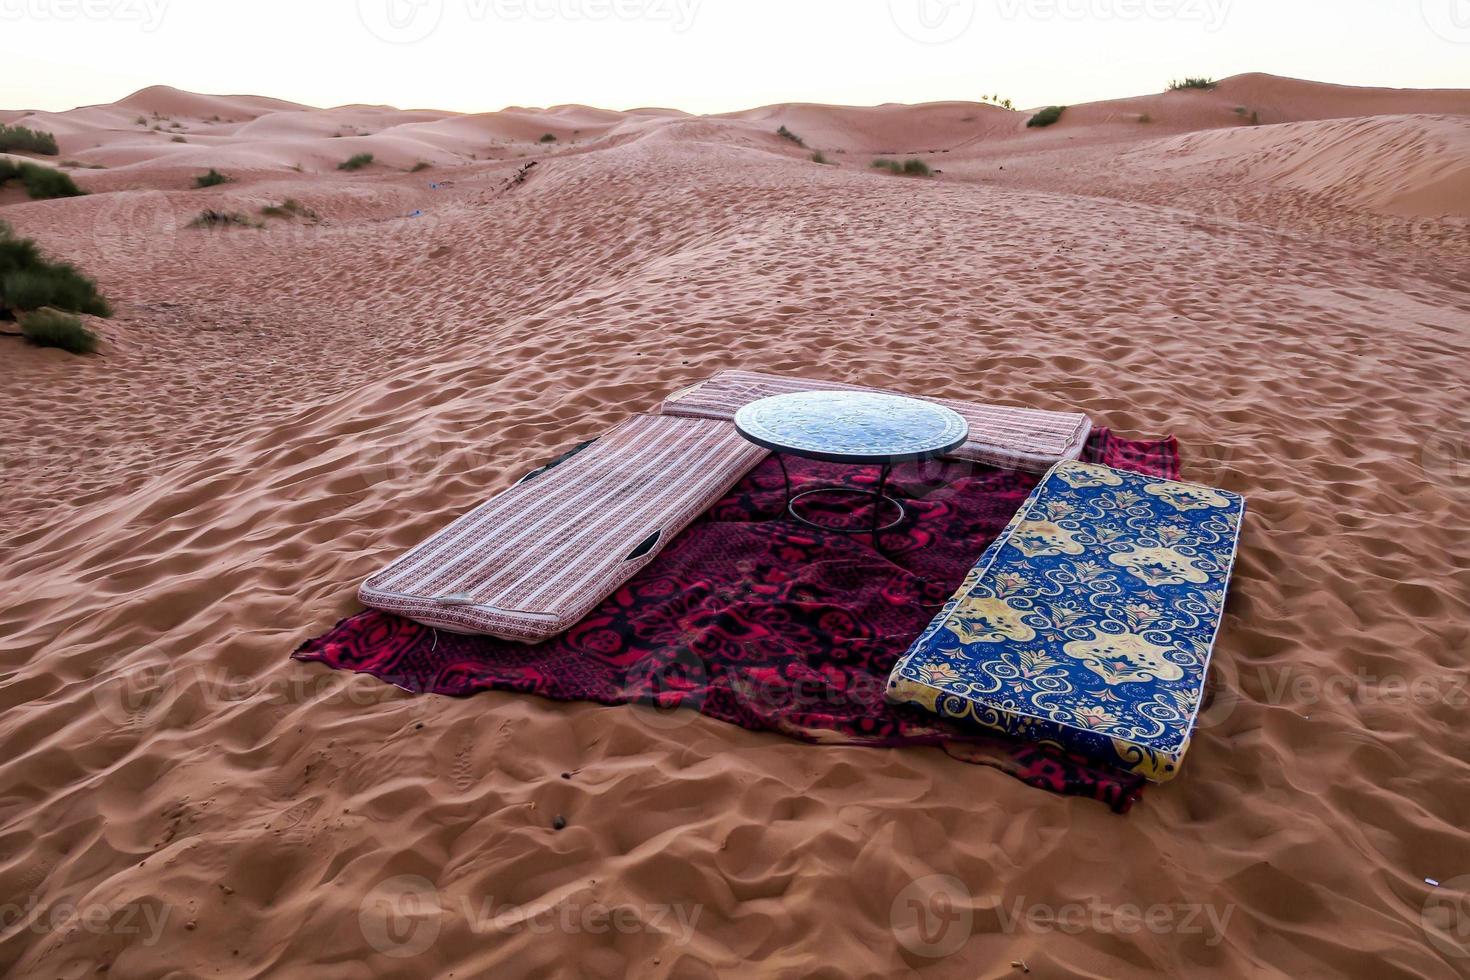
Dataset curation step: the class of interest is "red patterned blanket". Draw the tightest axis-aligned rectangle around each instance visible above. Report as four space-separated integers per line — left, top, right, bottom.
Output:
295 428 1180 812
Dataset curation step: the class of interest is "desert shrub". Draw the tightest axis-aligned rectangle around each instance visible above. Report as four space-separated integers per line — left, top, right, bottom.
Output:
1027 105 1066 128
17 164 84 199
19 307 99 354
0 222 112 318
1169 77 1216 91
810 151 828 164
2 265 113 316
259 198 317 220
61 160 106 169
194 168 230 188
0 159 86 199
0 124 59 155
1138 113 1153 123
410 160 432 172
171 135 187 143
187 209 259 228
338 152 374 171
871 158 930 176
538 133 557 144
777 125 805 146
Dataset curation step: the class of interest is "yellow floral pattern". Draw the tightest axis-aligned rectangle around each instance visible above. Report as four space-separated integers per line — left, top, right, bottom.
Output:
946 596 1036 644
1109 546 1212 587
1144 482 1233 511
1056 462 1124 489
1010 520 1086 558
887 460 1244 784
1062 629 1186 685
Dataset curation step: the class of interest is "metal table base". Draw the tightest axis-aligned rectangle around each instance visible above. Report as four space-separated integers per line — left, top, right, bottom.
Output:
774 454 905 546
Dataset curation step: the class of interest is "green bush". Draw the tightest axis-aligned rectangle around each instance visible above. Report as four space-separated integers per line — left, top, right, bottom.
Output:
2 266 113 315
194 168 230 188
171 135 187 143
777 125 805 146
259 198 317 220
1027 106 1066 128
0 159 87 199
409 160 432 172
187 209 260 228
19 307 99 354
810 151 829 164
538 133 557 144
0 123 59 155
871 158 931 176
1169 77 1216 91
0 221 112 318
337 152 374 171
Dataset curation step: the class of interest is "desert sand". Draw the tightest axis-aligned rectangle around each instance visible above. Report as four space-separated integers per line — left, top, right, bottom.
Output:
2 73 1469 977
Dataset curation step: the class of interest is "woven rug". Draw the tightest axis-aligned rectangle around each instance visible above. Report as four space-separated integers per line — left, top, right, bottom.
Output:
295 428 1181 812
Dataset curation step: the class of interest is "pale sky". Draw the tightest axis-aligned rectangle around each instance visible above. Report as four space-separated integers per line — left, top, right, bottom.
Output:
3 0 1467 114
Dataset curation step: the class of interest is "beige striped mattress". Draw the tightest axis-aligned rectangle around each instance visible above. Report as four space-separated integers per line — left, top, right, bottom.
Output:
359 414 769 642
660 370 1091 474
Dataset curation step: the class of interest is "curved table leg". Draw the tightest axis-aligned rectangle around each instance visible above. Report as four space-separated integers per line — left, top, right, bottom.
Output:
784 460 905 551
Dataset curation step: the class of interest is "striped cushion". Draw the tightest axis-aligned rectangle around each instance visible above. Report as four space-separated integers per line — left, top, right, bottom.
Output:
660 371 1091 473
359 415 768 642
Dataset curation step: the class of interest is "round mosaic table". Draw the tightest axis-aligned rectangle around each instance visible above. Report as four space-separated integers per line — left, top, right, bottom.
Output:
733 390 969 544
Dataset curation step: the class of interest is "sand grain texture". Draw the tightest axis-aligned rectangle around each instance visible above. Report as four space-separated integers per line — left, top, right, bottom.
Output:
2 74 1469 978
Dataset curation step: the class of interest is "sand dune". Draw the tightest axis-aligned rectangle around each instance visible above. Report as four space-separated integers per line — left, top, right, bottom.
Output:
1146 114 1470 218
3 73 1470 977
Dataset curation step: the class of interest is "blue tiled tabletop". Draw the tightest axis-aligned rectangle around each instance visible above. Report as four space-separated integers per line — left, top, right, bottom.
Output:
733 390 969 463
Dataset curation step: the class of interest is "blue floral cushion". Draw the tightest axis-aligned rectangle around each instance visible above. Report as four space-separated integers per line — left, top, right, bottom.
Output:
887 460 1245 782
